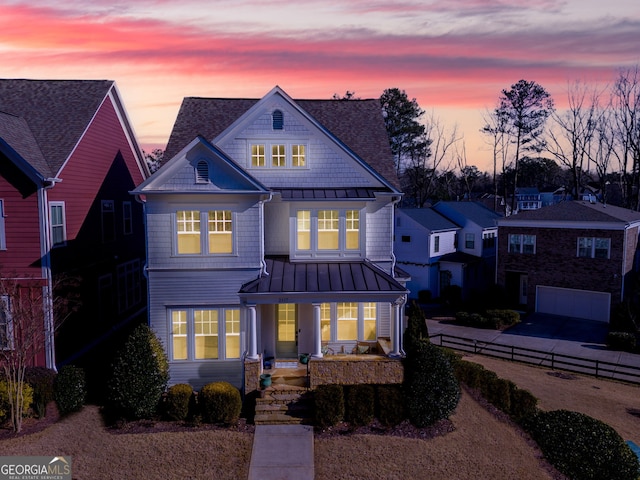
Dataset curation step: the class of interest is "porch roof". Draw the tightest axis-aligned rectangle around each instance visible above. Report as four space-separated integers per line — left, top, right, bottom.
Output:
274 187 387 200
239 256 408 302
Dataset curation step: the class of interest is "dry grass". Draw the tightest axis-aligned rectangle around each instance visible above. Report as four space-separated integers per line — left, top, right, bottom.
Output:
1 355 638 479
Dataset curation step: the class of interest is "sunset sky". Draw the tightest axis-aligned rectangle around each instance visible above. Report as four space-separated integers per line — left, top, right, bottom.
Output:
1 0 639 172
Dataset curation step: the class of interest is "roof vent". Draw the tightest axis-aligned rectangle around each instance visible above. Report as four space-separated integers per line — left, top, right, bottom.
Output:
272 109 284 130
195 160 210 183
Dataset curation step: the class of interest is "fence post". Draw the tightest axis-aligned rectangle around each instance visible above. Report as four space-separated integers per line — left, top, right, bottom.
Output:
595 360 599 378
551 353 554 370
511 345 514 361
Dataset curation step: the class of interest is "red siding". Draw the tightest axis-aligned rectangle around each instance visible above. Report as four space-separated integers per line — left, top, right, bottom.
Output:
47 95 145 239
0 176 43 278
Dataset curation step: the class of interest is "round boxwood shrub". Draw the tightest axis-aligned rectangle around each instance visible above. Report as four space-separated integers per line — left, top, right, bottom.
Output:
375 384 405 427
525 410 639 480
164 383 194 421
199 381 241 425
314 384 344 428
25 366 56 418
607 331 637 352
54 365 86 416
404 340 460 427
106 324 169 420
344 384 375 426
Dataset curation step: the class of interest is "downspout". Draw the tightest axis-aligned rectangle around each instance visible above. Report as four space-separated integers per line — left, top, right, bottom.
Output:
390 195 402 275
259 193 273 276
40 177 61 370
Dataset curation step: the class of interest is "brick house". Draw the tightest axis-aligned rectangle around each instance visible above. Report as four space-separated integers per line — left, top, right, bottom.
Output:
496 200 640 322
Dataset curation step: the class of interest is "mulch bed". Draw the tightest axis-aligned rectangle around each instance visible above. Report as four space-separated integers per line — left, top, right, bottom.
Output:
0 402 61 440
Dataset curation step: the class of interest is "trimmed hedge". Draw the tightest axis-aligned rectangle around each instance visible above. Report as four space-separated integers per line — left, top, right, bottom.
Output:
524 410 639 480
199 381 241 425
404 339 460 427
455 309 520 329
345 385 375 426
164 383 194 421
375 384 405 427
54 365 86 416
607 331 636 352
314 384 344 428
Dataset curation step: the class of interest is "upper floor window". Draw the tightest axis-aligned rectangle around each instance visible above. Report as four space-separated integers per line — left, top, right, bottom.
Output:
272 109 284 130
509 234 536 254
123 202 133 235
250 143 308 168
433 235 440 253
465 233 475 249
577 237 610 259
49 202 66 247
117 259 142 313
295 209 361 256
176 209 234 255
102 200 116 243
483 232 496 248
0 200 6 250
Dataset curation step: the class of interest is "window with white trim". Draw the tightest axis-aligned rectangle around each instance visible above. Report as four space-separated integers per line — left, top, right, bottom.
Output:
577 237 610 259
0 199 6 250
123 201 133 235
0 295 12 349
176 210 233 255
117 259 142 313
49 202 66 246
250 143 308 168
508 234 536 254
169 307 241 361
295 209 362 257
102 200 116 243
320 302 377 343
465 233 475 249
433 235 440 253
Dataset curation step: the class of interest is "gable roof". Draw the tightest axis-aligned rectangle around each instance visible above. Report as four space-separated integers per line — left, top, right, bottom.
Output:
498 200 640 227
164 89 399 189
399 208 459 232
433 201 502 228
0 79 115 177
0 111 47 184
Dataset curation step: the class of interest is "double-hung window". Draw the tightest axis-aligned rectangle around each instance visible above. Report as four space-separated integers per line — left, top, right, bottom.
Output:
321 302 377 342
123 201 133 235
465 233 475 249
49 202 66 246
508 234 536 254
433 235 440 253
295 208 361 256
176 210 233 255
102 200 116 243
170 307 241 361
577 237 610 259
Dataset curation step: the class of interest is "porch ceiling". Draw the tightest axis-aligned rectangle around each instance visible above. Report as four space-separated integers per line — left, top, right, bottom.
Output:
239 256 407 301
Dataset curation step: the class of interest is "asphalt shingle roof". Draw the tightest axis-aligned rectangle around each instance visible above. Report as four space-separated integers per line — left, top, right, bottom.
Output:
400 208 459 232
434 201 502 228
501 200 640 224
164 95 399 189
0 79 113 177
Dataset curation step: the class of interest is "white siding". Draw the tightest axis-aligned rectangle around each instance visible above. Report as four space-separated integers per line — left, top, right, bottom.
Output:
366 203 393 262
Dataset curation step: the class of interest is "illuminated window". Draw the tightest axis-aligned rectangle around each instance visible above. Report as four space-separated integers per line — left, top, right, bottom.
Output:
363 303 377 341
195 309 218 359
297 210 310 250
346 210 359 250
208 210 232 254
251 144 265 167
321 303 331 342
225 309 240 359
292 145 306 167
177 210 201 254
272 145 286 167
318 210 339 250
337 302 358 341
171 310 187 360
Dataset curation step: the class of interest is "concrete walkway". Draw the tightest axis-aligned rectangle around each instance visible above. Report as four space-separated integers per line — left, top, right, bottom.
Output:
247 424 314 480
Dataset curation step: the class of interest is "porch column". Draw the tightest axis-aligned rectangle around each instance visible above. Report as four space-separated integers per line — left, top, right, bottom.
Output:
390 298 405 358
247 304 259 360
312 302 323 358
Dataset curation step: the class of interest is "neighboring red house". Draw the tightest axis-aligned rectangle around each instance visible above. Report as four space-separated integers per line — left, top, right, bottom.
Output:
0 79 148 370
497 199 640 323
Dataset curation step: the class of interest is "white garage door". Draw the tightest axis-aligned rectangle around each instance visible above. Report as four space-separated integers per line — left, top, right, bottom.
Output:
536 286 610 322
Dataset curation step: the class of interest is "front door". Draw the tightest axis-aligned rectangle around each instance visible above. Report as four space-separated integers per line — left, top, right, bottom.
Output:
276 304 298 358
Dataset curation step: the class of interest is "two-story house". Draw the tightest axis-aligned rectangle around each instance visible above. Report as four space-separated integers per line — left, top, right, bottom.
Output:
394 208 458 300
0 79 148 370
132 86 408 390
497 200 640 322
432 201 501 300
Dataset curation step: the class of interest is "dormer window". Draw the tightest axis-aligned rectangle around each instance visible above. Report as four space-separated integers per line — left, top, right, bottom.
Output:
272 110 284 130
195 160 210 183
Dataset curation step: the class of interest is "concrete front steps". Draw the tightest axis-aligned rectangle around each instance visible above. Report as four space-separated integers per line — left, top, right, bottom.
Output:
254 385 314 425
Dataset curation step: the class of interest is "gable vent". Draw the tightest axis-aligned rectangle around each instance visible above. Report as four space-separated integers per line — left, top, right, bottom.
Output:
195 160 210 183
272 109 284 130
